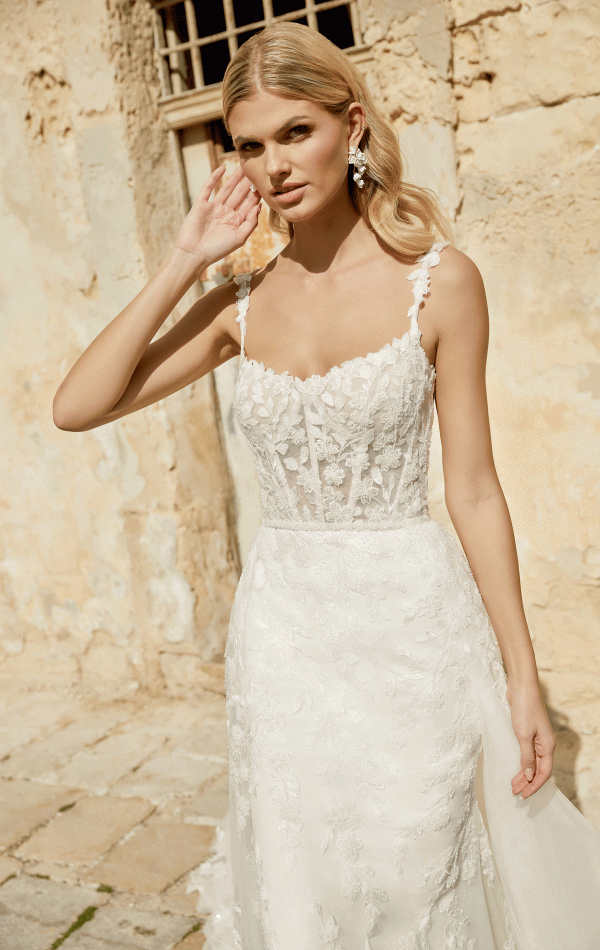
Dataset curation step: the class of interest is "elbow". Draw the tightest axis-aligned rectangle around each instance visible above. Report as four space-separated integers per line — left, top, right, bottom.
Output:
53 401 73 431
52 396 87 432
53 383 78 431
445 483 503 515
444 470 503 514
52 383 106 431
53 411 82 432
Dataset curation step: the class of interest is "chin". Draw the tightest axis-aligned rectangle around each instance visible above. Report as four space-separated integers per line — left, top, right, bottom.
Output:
279 186 345 224
271 209 307 225
275 200 322 225
279 208 310 222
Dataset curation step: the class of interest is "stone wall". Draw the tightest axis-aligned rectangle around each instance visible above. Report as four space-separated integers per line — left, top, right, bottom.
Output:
1 0 598 824
0 0 238 701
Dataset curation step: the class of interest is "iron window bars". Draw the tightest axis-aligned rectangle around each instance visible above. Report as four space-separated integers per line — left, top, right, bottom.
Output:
152 0 364 100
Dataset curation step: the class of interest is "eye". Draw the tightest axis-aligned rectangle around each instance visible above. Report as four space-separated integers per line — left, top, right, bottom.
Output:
236 124 311 153
288 124 310 139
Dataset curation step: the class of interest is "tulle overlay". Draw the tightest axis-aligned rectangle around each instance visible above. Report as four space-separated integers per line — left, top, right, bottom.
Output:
187 243 600 949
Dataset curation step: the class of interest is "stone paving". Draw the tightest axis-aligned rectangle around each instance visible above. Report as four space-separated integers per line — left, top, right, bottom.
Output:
0 688 231 949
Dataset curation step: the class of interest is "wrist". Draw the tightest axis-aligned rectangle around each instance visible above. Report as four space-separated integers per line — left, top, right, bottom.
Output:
506 667 540 691
502 639 539 685
168 245 208 283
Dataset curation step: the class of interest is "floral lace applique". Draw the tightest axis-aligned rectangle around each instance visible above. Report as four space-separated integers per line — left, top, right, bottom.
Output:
196 517 520 949
232 243 447 530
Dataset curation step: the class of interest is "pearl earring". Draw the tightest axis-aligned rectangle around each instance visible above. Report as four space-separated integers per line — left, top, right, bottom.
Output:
348 145 368 189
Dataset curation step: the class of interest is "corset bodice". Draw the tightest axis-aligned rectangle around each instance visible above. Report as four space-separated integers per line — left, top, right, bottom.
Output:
232 241 448 530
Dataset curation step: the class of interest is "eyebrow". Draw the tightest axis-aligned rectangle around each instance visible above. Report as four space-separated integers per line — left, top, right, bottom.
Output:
233 115 312 147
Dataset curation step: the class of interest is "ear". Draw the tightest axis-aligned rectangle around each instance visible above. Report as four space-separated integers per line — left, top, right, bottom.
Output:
347 102 367 149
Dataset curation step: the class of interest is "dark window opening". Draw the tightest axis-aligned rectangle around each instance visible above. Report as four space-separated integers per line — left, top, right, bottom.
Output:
201 38 231 86
271 0 305 15
317 5 355 49
194 0 226 38
233 0 264 28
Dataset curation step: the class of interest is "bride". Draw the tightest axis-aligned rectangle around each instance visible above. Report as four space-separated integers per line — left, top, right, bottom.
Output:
54 21 600 950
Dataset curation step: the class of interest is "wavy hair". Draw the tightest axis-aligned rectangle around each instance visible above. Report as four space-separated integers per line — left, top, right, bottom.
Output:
221 21 454 258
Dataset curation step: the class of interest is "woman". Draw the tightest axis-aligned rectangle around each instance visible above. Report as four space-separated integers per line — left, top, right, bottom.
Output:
54 21 600 950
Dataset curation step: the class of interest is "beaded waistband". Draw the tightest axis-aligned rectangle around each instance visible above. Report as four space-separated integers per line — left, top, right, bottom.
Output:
260 512 431 531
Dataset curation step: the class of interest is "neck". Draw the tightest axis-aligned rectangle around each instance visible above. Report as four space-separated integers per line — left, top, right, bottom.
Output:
280 184 380 274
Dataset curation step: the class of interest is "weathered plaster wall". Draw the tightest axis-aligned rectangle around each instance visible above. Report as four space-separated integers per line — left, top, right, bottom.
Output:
362 0 600 824
0 0 237 701
362 0 459 215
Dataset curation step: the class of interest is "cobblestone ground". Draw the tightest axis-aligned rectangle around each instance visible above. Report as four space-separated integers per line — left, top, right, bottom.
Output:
0 688 230 949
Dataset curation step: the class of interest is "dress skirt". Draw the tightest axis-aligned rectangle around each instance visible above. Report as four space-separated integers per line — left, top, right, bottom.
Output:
188 515 600 950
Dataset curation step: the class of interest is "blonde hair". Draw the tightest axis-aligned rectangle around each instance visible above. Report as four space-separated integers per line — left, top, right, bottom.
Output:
222 21 454 258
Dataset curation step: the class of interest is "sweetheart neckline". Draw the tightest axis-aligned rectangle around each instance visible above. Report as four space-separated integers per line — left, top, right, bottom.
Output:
237 327 436 388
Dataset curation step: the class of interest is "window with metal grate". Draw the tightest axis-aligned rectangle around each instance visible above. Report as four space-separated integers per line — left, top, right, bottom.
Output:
152 0 363 99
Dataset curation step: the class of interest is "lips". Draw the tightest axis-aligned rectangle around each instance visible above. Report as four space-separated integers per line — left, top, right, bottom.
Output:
272 183 305 195
271 183 308 206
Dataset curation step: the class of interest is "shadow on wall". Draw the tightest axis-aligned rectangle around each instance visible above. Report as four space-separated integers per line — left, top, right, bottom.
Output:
539 679 582 812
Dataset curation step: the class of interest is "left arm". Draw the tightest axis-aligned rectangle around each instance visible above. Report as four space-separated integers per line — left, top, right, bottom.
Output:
431 248 555 800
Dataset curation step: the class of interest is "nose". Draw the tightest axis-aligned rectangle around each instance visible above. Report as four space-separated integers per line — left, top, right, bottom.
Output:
264 143 291 179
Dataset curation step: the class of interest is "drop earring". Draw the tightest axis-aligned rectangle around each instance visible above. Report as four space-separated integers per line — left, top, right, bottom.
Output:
348 131 368 189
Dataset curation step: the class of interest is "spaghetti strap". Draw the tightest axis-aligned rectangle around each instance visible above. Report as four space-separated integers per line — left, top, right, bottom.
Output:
233 272 252 360
406 240 449 340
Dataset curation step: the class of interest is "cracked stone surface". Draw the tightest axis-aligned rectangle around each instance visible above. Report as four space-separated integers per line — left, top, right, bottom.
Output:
0 695 223 949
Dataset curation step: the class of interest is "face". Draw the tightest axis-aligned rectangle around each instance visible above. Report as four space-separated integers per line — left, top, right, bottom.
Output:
228 90 365 224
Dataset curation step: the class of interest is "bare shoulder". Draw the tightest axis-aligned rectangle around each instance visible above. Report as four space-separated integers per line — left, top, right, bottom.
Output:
429 244 489 342
432 244 485 294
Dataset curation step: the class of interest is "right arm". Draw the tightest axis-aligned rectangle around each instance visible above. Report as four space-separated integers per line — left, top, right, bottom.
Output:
53 165 260 432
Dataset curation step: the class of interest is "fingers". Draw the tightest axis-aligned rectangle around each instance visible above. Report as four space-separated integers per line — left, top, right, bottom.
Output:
237 188 262 219
198 164 227 201
236 204 262 244
214 165 247 205
520 759 553 798
511 754 554 799
239 194 263 234
226 175 259 212
518 735 536 781
199 165 259 213
511 770 530 796
513 734 538 794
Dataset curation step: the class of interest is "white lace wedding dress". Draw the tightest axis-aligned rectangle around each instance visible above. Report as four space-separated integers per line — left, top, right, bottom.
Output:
188 241 600 949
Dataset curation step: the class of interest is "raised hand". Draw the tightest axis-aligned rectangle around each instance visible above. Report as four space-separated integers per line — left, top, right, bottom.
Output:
175 165 261 269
